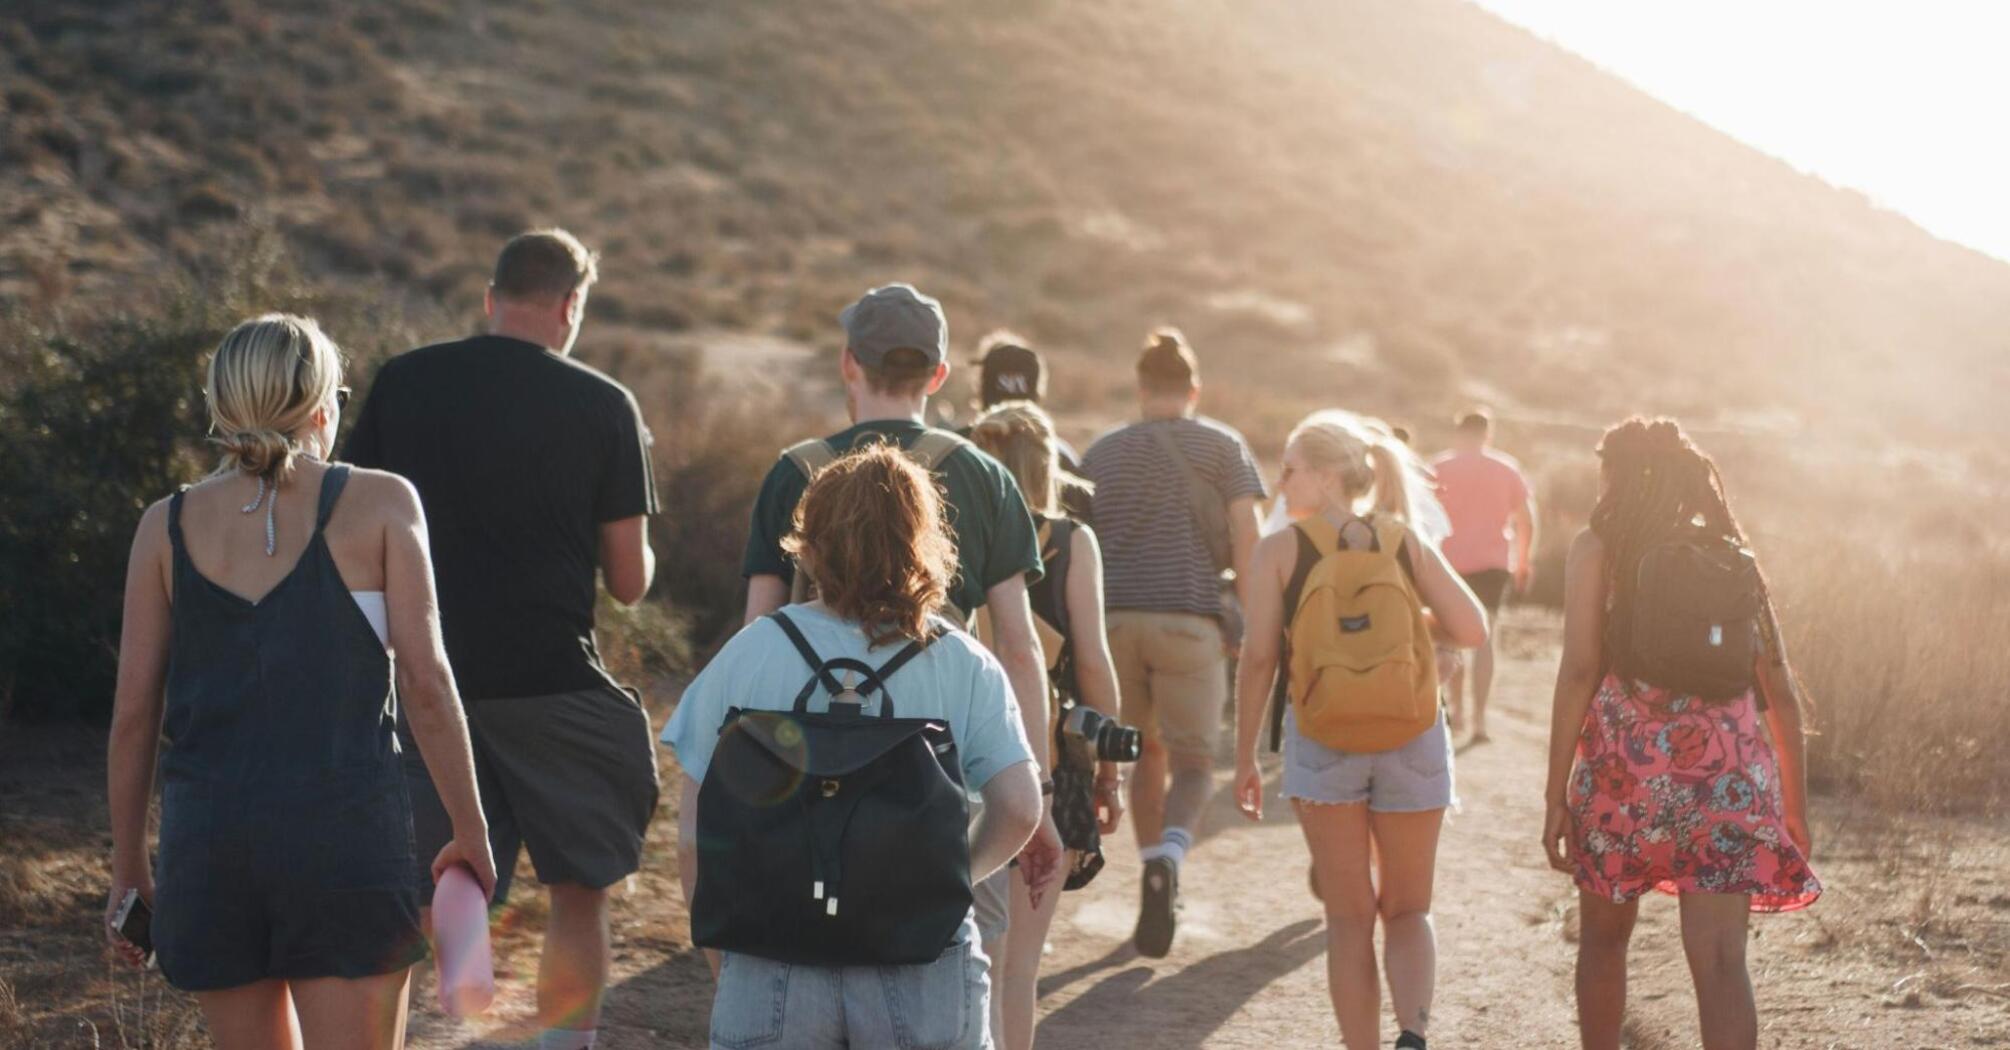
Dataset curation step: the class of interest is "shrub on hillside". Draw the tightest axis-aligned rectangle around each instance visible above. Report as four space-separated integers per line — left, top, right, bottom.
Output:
0 311 215 721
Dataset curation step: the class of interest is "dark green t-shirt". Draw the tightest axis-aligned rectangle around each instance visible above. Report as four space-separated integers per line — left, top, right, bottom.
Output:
742 420 1043 614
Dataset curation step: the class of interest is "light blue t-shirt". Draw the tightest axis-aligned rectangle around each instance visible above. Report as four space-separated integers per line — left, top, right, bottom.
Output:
662 603 1034 797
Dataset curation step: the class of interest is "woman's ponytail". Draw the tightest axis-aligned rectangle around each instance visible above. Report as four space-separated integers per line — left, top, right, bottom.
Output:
1366 440 1411 524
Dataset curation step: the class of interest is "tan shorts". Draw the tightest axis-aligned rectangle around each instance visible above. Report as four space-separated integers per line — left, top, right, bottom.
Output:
1107 610 1228 760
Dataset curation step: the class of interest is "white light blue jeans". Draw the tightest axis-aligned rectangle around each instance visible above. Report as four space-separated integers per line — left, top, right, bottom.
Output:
709 931 992 1050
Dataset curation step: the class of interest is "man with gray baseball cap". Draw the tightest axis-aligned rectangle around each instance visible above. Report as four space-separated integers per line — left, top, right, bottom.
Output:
732 283 1064 1035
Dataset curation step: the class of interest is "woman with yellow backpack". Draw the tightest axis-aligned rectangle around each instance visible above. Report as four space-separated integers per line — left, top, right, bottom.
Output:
1232 410 1487 1050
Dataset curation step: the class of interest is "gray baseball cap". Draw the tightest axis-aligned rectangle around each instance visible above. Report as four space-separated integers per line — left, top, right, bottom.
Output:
839 283 948 367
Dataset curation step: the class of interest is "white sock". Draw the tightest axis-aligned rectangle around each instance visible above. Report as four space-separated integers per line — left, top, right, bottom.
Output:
1159 826 1193 869
1138 844 1167 863
539 1030 596 1050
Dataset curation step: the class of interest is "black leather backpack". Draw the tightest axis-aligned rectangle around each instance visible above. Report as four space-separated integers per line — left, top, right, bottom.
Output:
690 612 973 966
1612 531 1763 701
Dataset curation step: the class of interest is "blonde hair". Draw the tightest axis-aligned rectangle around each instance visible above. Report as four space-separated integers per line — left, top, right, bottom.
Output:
204 313 344 482
968 400 1092 517
1285 409 1449 545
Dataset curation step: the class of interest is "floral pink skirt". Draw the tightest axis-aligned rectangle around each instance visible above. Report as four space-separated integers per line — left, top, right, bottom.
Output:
1567 674 1820 912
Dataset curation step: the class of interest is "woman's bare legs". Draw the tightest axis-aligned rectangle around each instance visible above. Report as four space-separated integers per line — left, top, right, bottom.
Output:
195 980 301 1050
1575 892 1639 1050
1000 857 1066 1050
1680 893 1756 1050
1297 800 1380 1047
1369 808 1444 1038
291 968 413 1050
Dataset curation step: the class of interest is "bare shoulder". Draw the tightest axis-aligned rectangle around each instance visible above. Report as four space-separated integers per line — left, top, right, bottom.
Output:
1254 525 1299 572
341 467 423 523
1567 527 1603 562
1069 521 1102 558
132 495 174 554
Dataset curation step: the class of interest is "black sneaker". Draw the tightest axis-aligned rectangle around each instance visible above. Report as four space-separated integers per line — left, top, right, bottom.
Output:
1135 856 1178 958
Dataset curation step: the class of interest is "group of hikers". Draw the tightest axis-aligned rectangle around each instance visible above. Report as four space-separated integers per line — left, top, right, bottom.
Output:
103 228 1820 1050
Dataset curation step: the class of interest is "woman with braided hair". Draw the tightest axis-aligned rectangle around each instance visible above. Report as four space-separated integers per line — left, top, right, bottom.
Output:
1541 418 1819 1050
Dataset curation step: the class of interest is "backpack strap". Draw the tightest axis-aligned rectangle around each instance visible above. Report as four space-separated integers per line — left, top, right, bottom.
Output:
772 611 936 718
1281 521 1327 619
1270 521 1328 752
871 635 930 687
906 429 970 470
783 438 839 481
770 611 843 695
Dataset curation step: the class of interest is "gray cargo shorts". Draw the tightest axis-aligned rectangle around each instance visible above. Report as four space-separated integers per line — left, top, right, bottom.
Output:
399 683 660 905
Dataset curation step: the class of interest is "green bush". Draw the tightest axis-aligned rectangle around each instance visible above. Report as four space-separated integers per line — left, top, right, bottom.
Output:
0 311 216 721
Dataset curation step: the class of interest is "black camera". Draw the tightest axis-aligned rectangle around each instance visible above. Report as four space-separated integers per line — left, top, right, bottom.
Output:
1062 704 1142 763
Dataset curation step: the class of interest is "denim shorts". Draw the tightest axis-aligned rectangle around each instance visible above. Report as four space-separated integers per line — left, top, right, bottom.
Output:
710 939 991 1049
1280 710 1457 812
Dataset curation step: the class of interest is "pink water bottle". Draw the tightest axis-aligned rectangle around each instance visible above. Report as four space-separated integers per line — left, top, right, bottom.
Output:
432 864 495 1016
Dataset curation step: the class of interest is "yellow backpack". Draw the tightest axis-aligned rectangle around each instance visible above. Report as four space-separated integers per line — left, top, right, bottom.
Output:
1285 514 1440 753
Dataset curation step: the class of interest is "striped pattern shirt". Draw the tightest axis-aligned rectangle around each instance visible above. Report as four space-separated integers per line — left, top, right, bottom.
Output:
1083 416 1267 617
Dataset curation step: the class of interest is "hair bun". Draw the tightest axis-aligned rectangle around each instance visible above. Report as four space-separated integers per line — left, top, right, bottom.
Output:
217 428 296 478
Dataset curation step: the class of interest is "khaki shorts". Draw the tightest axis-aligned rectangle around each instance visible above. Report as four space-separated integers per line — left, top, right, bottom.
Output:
1107 610 1228 760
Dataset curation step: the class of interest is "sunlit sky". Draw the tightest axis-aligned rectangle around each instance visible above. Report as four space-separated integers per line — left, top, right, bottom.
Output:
1470 1 2010 263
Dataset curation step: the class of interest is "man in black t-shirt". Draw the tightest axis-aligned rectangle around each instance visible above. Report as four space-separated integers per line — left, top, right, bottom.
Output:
345 229 657 1050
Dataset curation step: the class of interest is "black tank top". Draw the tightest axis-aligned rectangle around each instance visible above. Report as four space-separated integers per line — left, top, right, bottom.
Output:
161 465 400 790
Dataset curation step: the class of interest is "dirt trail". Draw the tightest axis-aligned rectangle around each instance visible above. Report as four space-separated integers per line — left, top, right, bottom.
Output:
399 611 2007 1049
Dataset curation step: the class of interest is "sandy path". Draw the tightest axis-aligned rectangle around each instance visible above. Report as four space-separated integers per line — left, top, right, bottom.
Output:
405 611 2008 1049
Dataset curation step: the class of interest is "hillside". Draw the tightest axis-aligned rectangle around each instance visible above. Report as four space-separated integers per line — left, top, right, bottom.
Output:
5 0 2010 454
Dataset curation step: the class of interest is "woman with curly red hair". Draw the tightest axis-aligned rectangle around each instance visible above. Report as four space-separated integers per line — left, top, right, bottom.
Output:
663 444 1044 1050
1542 418 1819 1050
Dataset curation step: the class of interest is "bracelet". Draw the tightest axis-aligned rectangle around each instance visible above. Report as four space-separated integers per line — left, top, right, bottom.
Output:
1040 777 1056 797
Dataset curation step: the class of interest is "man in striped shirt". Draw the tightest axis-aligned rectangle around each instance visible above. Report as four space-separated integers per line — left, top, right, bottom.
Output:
1082 327 1265 958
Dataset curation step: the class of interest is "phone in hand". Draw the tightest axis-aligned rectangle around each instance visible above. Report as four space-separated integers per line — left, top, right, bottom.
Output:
112 889 154 964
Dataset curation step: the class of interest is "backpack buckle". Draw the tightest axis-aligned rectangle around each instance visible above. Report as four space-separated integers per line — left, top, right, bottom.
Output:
821 779 841 798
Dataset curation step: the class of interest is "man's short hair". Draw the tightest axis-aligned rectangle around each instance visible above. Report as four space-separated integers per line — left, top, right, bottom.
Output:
1456 409 1493 436
855 347 938 398
1136 326 1198 397
492 228 599 304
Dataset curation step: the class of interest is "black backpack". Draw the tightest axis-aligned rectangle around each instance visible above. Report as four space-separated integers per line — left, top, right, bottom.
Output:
1612 531 1763 701
690 612 973 966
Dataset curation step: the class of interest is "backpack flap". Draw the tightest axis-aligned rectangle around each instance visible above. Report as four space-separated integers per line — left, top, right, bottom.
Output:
724 708 960 780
